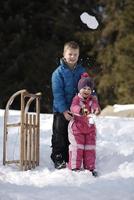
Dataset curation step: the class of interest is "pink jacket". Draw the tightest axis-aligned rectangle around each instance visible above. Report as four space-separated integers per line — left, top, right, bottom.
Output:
70 94 100 134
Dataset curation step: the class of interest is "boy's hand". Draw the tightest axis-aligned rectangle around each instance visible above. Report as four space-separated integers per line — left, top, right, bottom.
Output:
63 110 73 121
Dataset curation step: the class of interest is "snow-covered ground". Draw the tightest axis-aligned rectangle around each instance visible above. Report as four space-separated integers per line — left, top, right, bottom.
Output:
0 107 134 200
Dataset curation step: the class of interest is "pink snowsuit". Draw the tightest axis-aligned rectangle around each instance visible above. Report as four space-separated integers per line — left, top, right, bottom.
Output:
68 94 100 171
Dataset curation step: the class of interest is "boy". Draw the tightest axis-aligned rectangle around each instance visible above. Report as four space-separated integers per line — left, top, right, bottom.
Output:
51 41 86 169
68 74 100 177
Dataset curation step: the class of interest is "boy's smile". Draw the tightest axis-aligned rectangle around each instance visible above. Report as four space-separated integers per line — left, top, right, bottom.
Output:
63 48 79 68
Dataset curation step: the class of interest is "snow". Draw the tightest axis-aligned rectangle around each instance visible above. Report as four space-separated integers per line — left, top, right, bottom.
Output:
80 12 99 29
0 107 134 200
113 104 134 112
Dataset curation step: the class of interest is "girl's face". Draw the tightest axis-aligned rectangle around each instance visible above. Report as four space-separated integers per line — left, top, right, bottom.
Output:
63 47 79 68
79 86 92 98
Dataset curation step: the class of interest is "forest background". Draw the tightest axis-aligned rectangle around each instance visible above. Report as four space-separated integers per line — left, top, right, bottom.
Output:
0 0 133 113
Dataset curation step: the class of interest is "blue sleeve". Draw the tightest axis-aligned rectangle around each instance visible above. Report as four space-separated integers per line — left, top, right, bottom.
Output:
52 69 68 113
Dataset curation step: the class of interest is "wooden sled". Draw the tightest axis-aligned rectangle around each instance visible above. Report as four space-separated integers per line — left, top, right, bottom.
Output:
3 89 42 170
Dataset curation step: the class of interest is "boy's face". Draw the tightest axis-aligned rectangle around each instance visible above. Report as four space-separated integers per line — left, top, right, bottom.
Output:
63 47 79 68
79 86 92 99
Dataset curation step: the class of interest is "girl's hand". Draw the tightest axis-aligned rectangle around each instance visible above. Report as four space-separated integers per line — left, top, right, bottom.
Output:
94 108 100 115
80 107 89 116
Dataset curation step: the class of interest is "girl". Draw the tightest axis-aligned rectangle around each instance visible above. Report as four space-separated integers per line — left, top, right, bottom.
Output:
68 74 100 177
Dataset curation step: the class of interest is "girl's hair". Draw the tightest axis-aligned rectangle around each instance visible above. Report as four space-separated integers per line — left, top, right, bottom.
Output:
64 41 80 52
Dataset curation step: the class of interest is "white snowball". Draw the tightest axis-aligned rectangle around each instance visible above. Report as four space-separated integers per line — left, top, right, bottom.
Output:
80 12 99 29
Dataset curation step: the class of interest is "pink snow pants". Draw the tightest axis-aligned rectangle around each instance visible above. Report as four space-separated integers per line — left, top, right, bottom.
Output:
68 122 96 171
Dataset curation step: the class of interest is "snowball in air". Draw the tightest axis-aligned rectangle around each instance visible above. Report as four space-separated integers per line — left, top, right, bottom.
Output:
80 12 99 29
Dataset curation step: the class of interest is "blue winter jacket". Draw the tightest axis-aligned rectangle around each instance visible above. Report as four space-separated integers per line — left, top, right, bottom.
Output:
52 59 86 113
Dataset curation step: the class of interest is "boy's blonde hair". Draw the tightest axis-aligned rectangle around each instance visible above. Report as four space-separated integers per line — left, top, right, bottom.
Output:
63 41 80 52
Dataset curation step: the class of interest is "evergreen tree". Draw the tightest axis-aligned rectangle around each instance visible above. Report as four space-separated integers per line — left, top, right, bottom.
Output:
93 0 134 107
